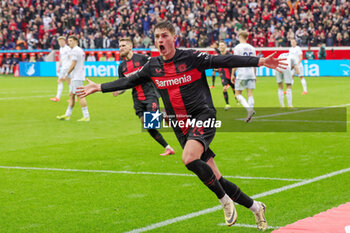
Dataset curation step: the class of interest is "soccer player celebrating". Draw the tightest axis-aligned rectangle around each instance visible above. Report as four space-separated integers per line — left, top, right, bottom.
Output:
232 31 257 123
114 37 174 156
50 36 72 102
218 41 235 110
57 35 90 122
276 53 300 108
77 21 286 230
289 39 307 95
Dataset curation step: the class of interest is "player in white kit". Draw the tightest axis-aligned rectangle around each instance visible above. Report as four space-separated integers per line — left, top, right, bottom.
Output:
50 36 72 102
57 35 90 122
232 31 256 123
276 53 300 108
289 39 307 95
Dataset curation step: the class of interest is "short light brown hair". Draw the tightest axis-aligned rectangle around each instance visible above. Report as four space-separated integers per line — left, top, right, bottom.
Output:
154 21 175 35
68 35 78 42
57 36 66 41
238 31 249 40
119 37 133 44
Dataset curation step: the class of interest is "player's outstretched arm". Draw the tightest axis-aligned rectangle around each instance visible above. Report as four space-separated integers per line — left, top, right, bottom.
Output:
76 79 101 98
258 52 288 73
77 62 152 98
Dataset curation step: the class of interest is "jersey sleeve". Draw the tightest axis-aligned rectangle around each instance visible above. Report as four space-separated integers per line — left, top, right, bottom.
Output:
101 61 152 93
118 62 126 78
297 47 302 56
192 50 260 72
70 49 78 61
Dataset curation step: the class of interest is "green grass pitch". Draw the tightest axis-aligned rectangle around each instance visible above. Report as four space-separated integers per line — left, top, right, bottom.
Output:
0 75 349 233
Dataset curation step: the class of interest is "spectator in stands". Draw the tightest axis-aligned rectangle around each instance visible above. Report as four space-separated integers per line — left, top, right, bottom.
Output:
29 53 36 62
107 53 115 61
318 44 327 59
86 52 96 62
325 32 335 47
37 53 45 62
343 32 350 46
99 53 107 61
102 34 110 48
1 0 349 51
1 54 12 74
305 45 315 60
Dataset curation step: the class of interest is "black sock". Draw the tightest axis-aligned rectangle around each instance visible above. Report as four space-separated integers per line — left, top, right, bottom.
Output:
147 129 168 148
219 177 253 208
223 92 229 104
212 75 216 86
186 159 225 199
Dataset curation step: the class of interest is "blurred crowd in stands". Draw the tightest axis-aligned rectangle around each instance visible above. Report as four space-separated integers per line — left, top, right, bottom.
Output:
0 0 349 52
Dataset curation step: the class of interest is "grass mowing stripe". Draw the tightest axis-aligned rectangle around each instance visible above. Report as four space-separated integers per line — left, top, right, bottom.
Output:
0 165 303 181
237 103 350 120
0 95 53 100
124 167 350 233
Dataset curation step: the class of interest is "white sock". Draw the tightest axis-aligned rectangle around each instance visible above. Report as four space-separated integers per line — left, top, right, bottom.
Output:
249 200 260 213
56 82 63 99
236 94 250 112
248 96 254 108
82 106 90 118
301 78 307 92
65 106 73 117
219 194 231 205
278 89 284 107
286 89 292 107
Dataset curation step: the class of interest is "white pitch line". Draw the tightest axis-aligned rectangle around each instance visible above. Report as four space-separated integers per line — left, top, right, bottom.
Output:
236 103 350 120
218 223 280 229
251 119 346 123
124 167 350 233
0 95 53 100
0 90 66 94
0 166 303 181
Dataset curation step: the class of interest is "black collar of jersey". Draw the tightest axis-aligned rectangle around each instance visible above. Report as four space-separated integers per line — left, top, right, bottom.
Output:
160 49 180 63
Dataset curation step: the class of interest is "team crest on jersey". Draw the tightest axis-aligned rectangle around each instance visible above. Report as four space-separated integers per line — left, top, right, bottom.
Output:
134 61 140 67
178 64 187 72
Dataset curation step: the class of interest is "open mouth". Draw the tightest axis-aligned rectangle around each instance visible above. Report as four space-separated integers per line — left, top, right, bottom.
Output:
159 45 165 53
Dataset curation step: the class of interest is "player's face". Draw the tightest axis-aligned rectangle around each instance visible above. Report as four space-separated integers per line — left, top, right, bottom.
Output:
67 38 76 48
291 40 296 47
154 28 176 60
58 39 66 47
219 42 227 54
119 41 132 58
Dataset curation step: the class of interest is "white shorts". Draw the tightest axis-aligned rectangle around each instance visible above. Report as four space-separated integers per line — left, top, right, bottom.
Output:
69 80 84 94
292 63 304 77
276 69 293 84
235 79 256 90
58 67 70 79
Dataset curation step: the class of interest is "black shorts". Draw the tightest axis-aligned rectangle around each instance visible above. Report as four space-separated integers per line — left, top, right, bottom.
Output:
173 108 217 162
134 97 159 118
221 77 235 89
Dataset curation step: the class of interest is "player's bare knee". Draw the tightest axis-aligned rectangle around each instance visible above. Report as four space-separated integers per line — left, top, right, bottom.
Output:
182 152 200 165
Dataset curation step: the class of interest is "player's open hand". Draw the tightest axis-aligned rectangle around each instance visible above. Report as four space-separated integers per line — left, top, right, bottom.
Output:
258 52 288 73
76 79 101 98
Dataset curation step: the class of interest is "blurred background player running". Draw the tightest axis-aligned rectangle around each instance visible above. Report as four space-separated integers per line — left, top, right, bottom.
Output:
50 36 72 102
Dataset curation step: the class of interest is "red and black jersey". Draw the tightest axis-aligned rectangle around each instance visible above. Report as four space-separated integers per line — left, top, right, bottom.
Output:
118 53 158 101
103 49 259 136
219 68 232 80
